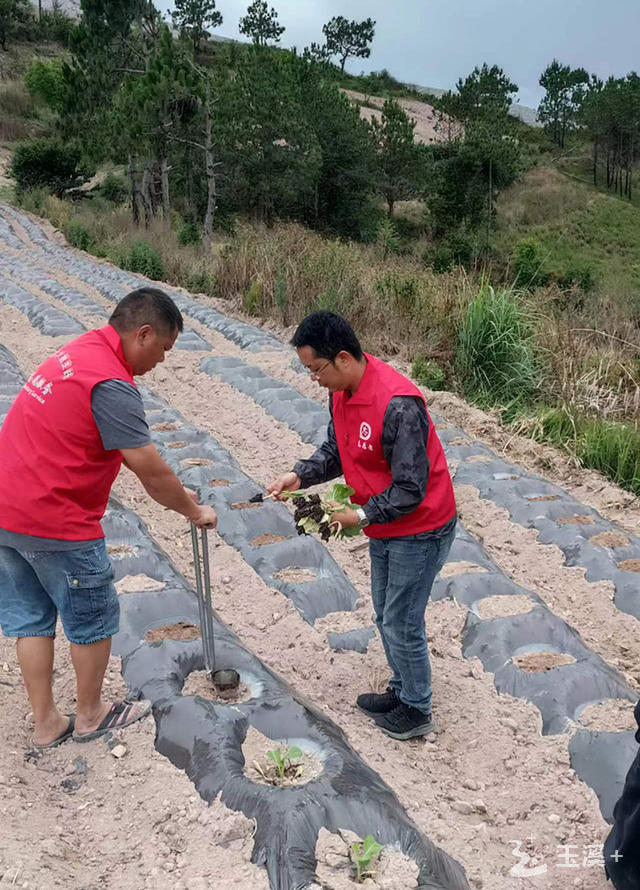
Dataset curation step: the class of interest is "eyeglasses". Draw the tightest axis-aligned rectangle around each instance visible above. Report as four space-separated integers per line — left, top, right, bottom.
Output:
309 360 332 380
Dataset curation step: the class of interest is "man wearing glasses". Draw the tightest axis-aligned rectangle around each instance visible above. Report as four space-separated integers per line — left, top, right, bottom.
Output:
268 311 456 740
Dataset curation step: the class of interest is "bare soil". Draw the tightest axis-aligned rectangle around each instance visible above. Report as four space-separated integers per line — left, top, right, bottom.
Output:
145 622 200 642
242 726 323 788
1 239 636 888
513 652 578 672
182 670 252 704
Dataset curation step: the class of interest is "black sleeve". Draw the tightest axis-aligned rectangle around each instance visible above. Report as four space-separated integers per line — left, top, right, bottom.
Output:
292 396 343 488
362 396 430 525
91 380 151 451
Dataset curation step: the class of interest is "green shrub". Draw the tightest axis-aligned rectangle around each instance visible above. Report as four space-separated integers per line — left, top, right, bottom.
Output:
412 356 446 390
121 240 164 280
428 244 453 273
11 138 89 196
102 173 128 204
37 5 76 43
243 279 263 315
556 262 597 294
273 270 287 322
455 286 538 405
375 272 422 317
24 60 67 113
177 221 202 247
513 238 550 290
375 217 401 259
186 270 215 295
65 218 93 251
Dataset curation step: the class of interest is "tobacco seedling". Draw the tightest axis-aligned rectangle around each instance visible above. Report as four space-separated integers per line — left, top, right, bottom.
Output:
351 834 383 883
265 745 303 780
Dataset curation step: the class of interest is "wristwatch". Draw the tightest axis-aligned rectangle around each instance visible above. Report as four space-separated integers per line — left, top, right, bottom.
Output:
355 506 370 529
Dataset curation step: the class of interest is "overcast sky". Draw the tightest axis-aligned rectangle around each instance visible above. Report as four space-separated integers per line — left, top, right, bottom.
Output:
157 0 639 109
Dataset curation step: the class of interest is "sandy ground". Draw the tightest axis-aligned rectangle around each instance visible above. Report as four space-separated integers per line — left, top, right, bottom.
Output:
1 221 638 889
341 90 463 144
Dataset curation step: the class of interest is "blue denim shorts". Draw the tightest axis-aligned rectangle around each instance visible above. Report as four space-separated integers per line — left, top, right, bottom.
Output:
0 540 119 645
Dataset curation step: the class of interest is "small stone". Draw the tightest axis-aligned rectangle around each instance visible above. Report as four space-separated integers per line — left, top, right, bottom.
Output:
451 800 474 815
462 779 480 791
222 576 232 585
547 813 561 825
2 662 9 671
111 744 127 759
473 799 488 813
501 717 518 732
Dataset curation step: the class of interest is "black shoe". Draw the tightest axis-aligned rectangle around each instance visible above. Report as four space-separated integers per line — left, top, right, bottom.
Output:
356 686 399 717
374 702 435 740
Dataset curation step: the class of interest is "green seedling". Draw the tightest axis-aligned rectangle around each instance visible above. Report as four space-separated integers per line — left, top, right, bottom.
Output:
351 834 383 883
265 745 303 781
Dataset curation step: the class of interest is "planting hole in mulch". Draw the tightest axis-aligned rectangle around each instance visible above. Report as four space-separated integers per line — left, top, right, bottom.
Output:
440 561 488 579
314 827 419 890
208 479 230 487
274 567 317 583
618 559 640 573
526 494 561 502
590 531 630 549
251 533 289 547
448 437 472 447
106 544 137 559
577 699 638 732
151 421 182 432
231 501 263 510
556 514 594 526
465 454 492 463
493 473 519 481
115 574 166 594
243 726 323 788
182 670 252 703
146 622 200 642
513 650 577 672
167 441 189 449
181 458 212 468
475 595 537 620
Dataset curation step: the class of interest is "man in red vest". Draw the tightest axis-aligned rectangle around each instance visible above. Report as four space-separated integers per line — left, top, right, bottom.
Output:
269 311 456 740
0 287 216 749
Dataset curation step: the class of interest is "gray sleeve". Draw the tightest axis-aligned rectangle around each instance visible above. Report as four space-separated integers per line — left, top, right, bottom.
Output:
363 396 430 525
292 396 343 488
91 380 151 451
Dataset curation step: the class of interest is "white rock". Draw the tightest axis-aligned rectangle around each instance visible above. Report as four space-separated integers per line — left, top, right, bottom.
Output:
451 800 474 815
501 717 518 732
547 813 561 825
111 744 127 759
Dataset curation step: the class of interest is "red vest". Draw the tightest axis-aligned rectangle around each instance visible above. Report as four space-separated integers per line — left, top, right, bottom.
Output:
332 354 456 539
0 325 135 540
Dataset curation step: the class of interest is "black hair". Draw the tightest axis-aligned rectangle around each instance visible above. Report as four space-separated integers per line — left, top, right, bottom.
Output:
290 311 363 361
109 287 184 335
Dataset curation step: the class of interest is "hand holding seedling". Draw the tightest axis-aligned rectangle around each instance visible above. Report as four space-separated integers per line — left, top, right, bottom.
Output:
267 472 301 498
350 835 383 883
278 484 362 541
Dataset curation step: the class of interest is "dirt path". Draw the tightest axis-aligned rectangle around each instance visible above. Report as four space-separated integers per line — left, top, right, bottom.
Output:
1 210 637 890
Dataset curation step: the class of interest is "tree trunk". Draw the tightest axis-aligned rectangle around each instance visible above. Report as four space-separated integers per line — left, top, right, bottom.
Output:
203 97 217 249
141 164 154 229
128 156 140 226
593 138 598 188
160 156 170 220
340 54 346 73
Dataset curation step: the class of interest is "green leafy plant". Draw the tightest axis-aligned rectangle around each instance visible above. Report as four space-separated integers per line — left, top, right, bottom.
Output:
65 218 93 252
351 834 383 883
101 173 128 204
281 485 362 540
120 240 164 280
11 138 90 197
178 220 202 247
513 238 550 290
265 745 302 780
412 356 446 390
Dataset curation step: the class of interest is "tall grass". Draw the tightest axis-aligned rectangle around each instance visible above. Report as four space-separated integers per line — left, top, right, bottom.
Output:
455 286 539 406
530 406 640 496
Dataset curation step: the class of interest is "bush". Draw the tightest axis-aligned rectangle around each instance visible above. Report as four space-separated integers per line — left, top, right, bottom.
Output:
101 173 128 204
37 5 76 43
65 218 93 251
425 231 474 273
121 240 164 280
11 138 88 196
24 60 66 113
375 217 400 259
557 262 597 294
412 356 447 390
177 221 202 247
513 238 550 290
455 286 538 405
186 269 215 295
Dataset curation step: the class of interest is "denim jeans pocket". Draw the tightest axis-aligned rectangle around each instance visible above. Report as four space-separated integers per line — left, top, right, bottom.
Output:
66 567 115 621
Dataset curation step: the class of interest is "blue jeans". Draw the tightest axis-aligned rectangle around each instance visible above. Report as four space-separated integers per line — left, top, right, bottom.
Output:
0 540 119 645
369 519 456 714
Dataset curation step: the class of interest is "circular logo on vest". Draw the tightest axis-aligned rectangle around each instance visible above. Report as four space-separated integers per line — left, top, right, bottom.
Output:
359 421 372 441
